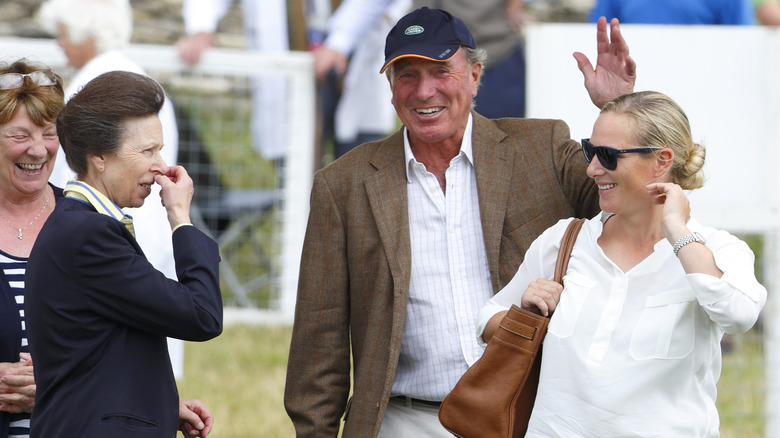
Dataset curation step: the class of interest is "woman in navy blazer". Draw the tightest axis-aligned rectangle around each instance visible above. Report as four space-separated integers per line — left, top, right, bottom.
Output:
25 71 223 437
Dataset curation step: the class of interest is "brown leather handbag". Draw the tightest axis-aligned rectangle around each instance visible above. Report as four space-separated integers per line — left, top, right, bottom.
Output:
438 218 586 438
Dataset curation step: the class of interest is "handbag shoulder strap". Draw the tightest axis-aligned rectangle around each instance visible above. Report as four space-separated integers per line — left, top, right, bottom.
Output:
553 218 586 285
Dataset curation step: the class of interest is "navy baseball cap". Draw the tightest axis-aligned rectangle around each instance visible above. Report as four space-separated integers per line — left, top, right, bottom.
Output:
380 7 476 73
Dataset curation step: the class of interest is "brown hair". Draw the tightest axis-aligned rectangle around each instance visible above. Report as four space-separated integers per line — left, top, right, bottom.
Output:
0 59 64 126
56 70 165 178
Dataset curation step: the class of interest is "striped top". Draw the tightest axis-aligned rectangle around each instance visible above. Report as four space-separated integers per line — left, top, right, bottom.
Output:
0 250 30 437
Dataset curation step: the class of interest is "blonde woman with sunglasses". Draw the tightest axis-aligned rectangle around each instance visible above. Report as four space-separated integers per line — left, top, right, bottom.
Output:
477 91 766 437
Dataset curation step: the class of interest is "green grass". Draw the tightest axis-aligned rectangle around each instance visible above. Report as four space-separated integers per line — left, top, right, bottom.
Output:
177 325 295 438
178 324 765 438
718 330 765 438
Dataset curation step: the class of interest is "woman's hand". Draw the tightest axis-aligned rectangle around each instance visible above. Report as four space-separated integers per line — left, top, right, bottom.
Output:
521 279 564 317
0 353 35 413
178 398 214 437
648 182 722 277
156 165 195 229
647 182 691 243
482 278 564 343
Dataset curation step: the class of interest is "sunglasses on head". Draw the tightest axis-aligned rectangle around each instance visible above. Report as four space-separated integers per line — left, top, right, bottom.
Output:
0 71 58 91
580 138 658 171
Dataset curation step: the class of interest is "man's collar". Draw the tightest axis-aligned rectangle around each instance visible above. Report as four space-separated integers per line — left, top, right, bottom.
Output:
403 113 474 182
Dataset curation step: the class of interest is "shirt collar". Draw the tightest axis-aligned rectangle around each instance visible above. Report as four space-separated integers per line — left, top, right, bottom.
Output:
403 113 474 183
64 180 132 222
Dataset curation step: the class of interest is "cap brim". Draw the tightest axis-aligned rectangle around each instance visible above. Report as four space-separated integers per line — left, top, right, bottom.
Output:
379 42 461 73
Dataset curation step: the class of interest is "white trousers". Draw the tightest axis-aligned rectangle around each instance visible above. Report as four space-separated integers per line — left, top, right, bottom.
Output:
378 397 453 437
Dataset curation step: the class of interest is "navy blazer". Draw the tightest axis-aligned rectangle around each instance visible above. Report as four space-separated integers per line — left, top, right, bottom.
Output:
25 197 222 437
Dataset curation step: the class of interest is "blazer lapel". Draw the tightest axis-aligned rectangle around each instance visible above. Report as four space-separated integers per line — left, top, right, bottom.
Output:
365 131 412 302
471 113 514 293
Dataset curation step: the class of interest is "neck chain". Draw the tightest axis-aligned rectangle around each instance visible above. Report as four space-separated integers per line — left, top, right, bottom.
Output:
2 195 50 240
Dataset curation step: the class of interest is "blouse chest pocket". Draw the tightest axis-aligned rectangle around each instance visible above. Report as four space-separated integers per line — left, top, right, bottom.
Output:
548 272 595 339
629 288 697 360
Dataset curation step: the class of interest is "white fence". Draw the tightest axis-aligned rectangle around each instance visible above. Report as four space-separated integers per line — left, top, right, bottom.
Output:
0 37 314 324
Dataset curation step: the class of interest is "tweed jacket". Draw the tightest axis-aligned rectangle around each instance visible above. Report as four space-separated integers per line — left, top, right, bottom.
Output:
284 112 599 437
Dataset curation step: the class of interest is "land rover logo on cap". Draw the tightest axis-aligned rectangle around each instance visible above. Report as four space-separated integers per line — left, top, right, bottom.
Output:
405 25 424 35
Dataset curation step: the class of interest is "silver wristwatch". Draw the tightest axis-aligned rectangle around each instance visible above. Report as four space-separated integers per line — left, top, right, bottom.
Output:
672 232 706 256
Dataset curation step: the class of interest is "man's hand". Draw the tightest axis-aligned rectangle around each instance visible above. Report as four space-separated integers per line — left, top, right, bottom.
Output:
176 32 215 66
573 16 637 108
313 46 348 83
506 0 530 33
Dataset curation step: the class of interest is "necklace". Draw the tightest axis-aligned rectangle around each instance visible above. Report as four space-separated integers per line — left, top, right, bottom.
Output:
1 195 50 240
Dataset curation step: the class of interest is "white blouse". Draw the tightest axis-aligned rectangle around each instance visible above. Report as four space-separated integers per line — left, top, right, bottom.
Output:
476 213 766 437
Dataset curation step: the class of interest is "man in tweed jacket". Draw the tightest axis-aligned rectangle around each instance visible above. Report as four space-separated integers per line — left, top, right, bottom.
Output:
285 7 636 437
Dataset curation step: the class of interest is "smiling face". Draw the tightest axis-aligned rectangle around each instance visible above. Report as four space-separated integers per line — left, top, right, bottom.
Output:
0 105 58 200
388 48 481 149
89 114 166 208
586 112 668 215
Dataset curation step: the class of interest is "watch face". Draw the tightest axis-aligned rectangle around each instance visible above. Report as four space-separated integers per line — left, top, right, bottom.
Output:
694 232 706 244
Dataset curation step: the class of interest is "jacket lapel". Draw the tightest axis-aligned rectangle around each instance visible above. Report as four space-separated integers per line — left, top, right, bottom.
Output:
364 131 412 301
364 116 514 297
363 131 412 397
471 113 514 293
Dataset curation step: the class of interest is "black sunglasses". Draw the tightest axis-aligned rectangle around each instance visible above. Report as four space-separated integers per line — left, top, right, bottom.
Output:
580 138 658 171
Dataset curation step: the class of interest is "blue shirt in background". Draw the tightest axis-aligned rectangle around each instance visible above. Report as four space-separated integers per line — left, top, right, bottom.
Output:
588 0 756 25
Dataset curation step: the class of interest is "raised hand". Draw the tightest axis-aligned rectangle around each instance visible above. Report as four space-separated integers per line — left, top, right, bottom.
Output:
573 16 637 109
